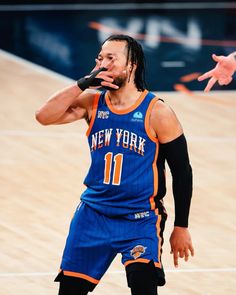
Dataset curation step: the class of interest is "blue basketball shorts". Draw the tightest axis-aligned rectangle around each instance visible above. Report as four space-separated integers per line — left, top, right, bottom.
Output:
59 202 166 285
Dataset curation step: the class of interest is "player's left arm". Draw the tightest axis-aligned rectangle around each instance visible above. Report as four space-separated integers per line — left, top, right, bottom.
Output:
150 100 194 268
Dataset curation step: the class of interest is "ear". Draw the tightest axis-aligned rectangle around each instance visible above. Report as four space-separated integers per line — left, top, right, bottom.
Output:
129 63 137 72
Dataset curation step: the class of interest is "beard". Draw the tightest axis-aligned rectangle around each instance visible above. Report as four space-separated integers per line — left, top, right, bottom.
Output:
102 72 127 91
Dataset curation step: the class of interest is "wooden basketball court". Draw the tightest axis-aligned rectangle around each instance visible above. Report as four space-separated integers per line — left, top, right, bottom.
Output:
0 49 235 295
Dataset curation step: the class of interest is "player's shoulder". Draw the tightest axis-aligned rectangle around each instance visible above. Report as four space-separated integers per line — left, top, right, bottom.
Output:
150 95 173 117
149 94 181 128
149 95 183 138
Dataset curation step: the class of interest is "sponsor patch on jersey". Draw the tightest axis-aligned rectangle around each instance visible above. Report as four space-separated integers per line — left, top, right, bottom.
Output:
133 111 143 119
97 110 109 119
130 245 147 259
131 111 143 122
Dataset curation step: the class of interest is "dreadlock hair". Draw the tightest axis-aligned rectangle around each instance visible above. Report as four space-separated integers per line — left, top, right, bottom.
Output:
102 34 147 91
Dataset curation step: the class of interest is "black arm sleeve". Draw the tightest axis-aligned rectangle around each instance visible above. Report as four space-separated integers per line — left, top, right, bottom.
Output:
161 134 193 227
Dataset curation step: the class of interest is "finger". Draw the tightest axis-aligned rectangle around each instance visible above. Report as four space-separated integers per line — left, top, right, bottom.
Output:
198 69 214 81
179 250 184 258
226 77 233 85
92 59 101 71
184 248 189 262
97 75 114 83
212 54 223 63
189 246 194 257
104 57 116 70
90 66 107 78
198 74 207 81
98 71 115 79
101 81 119 89
204 77 217 92
95 58 100 66
173 250 179 268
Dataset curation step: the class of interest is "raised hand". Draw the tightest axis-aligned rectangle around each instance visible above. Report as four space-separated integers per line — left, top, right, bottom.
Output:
77 58 119 91
198 53 236 92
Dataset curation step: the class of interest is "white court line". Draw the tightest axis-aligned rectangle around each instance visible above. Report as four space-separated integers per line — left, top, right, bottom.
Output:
0 268 236 278
0 130 236 142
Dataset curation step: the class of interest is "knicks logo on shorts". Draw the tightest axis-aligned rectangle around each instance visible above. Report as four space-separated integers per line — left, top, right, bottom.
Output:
130 245 147 259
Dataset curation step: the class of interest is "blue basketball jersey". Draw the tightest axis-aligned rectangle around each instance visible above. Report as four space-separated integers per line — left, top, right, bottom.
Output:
81 90 162 216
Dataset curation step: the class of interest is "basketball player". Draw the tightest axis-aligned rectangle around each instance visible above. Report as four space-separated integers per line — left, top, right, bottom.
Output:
36 35 194 295
198 51 236 91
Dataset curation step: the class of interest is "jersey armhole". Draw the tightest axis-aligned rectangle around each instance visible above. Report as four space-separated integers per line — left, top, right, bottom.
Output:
86 92 100 137
144 97 159 143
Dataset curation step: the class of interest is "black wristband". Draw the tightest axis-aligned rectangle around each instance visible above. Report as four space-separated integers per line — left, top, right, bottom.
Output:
77 67 107 91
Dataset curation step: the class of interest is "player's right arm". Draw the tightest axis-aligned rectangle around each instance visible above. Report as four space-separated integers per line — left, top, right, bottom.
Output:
35 63 118 125
35 85 93 125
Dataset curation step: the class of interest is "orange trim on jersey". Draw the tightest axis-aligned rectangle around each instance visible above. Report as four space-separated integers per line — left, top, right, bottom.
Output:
144 97 159 210
86 92 100 137
62 270 100 285
105 89 148 115
144 97 159 143
155 208 163 267
149 143 159 210
124 258 161 268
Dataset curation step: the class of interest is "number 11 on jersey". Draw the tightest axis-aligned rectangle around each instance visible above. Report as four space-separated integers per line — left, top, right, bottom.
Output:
103 152 123 185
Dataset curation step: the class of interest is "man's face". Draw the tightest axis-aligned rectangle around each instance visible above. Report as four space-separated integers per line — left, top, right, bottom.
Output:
97 40 131 89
